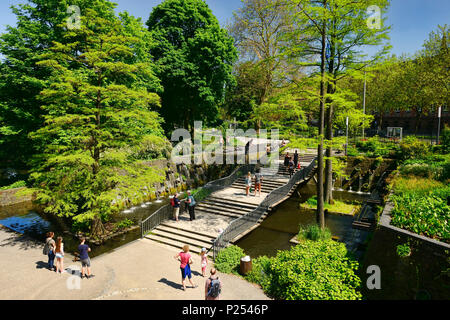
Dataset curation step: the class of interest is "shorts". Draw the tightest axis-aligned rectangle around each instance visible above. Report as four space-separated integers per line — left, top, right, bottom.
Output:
81 258 91 268
180 265 192 280
55 253 64 259
173 207 180 219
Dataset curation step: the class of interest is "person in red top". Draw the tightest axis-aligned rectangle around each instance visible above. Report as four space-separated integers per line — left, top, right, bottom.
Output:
174 245 198 291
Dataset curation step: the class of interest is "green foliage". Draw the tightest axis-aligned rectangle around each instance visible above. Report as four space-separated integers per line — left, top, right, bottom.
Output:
214 245 245 274
398 136 431 160
440 125 450 154
298 224 332 242
396 243 411 258
146 0 238 132
391 186 450 243
189 187 212 202
116 218 134 229
28 1 165 235
0 180 27 190
244 255 273 290
263 241 362 300
356 136 398 158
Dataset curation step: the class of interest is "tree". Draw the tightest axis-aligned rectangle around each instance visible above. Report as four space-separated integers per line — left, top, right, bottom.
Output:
30 1 165 238
146 0 238 134
0 0 77 170
228 0 293 131
224 61 268 124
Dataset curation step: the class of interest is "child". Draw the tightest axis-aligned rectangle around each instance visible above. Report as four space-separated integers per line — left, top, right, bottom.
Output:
245 172 252 196
200 248 208 277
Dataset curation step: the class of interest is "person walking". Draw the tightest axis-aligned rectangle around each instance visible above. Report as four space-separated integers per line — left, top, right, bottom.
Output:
284 152 290 167
288 157 295 178
174 245 197 291
200 248 208 277
186 190 196 221
254 168 263 197
172 193 181 222
293 150 299 169
54 236 65 274
44 232 56 271
205 268 222 300
78 237 93 279
245 172 252 196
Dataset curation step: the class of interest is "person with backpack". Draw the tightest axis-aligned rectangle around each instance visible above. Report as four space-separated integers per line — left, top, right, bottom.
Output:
186 190 196 221
43 232 56 271
174 245 198 291
205 268 222 300
78 237 93 279
284 152 290 167
254 168 263 197
171 193 180 222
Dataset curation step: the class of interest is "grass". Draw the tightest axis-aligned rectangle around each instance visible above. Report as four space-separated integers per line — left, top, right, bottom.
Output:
301 196 360 215
391 176 445 194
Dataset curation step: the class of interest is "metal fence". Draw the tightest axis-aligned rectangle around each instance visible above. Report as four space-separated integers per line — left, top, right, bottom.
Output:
140 163 256 238
212 156 318 259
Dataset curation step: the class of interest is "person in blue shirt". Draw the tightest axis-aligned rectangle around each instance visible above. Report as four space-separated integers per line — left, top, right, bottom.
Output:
78 237 93 279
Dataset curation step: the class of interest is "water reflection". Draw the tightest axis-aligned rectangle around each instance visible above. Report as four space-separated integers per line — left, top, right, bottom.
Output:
236 182 368 258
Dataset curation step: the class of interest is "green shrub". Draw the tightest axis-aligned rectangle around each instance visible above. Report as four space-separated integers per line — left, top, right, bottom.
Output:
215 245 245 274
398 136 431 160
244 255 273 290
265 240 362 300
298 224 332 241
0 180 27 190
190 187 212 202
396 243 411 258
391 191 450 243
440 124 450 153
116 218 134 229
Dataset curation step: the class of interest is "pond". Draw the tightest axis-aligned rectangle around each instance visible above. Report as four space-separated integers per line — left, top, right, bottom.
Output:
0 199 170 258
236 182 368 258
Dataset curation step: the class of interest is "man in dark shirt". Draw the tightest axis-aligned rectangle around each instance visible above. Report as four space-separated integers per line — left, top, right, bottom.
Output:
293 150 299 169
78 237 92 279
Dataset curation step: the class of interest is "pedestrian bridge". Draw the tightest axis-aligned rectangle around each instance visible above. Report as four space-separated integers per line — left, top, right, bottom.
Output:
141 152 318 259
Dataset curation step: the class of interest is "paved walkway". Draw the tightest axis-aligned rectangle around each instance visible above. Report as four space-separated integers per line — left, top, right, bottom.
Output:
0 227 269 300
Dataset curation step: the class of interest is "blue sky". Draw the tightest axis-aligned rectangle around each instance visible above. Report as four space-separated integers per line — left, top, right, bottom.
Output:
0 0 449 57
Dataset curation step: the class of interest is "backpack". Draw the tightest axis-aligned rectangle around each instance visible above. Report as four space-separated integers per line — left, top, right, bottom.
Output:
188 195 196 207
207 277 221 298
170 197 175 207
43 239 50 255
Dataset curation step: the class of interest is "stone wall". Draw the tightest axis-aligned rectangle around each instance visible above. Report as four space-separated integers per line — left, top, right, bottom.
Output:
0 187 34 207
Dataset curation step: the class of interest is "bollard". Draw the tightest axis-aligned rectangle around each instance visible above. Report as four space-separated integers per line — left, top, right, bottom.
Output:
240 255 252 275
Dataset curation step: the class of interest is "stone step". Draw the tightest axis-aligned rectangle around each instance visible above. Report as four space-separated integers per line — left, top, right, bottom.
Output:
199 199 257 212
205 197 259 210
145 234 213 257
196 204 251 216
151 228 214 249
159 222 218 240
196 203 253 215
195 207 244 219
155 224 215 244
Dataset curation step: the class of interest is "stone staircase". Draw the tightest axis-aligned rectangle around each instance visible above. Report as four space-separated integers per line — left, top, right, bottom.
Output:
144 153 318 257
145 222 216 257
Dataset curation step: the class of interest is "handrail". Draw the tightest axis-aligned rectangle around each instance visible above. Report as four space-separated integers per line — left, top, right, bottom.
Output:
140 163 256 238
212 156 318 259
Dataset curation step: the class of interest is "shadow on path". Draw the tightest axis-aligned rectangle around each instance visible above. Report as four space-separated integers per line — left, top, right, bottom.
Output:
158 277 182 290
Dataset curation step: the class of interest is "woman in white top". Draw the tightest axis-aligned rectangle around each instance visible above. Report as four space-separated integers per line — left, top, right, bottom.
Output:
54 236 65 274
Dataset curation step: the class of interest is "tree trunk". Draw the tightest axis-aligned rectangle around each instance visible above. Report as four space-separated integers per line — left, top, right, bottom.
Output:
316 14 327 230
91 215 106 239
